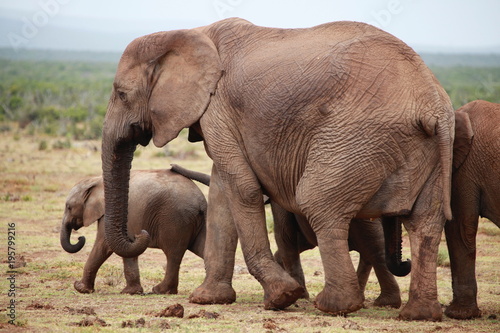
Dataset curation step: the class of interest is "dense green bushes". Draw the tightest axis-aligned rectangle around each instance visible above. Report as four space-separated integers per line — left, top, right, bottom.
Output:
430 66 500 109
0 58 115 139
1 54 499 140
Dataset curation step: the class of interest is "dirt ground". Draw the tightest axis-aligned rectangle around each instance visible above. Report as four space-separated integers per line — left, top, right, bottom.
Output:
0 131 499 332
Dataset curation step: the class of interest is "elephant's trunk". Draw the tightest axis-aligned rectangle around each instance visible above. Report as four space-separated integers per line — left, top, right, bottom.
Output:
382 216 411 277
60 221 85 253
101 124 150 258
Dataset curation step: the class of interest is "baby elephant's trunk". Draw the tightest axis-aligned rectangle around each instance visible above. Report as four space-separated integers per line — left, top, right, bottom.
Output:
60 222 85 253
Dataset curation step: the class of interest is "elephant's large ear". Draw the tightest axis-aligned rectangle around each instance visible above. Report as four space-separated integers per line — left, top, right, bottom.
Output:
146 29 222 147
453 111 474 170
83 179 105 227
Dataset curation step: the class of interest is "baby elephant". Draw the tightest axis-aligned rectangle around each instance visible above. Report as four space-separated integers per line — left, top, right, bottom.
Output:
60 169 207 294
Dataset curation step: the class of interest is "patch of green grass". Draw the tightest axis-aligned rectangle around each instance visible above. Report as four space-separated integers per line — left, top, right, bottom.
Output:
38 139 48 150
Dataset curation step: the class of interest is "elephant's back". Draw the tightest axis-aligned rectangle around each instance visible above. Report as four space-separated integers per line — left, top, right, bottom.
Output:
129 169 206 207
127 170 207 247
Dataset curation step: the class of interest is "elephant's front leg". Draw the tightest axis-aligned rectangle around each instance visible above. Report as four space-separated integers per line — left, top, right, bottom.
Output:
238 204 304 309
75 221 113 293
272 203 309 299
206 165 302 309
351 219 402 308
121 257 144 294
355 257 372 294
189 166 238 304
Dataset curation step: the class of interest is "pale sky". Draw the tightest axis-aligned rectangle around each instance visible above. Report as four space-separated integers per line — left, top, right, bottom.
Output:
0 0 499 53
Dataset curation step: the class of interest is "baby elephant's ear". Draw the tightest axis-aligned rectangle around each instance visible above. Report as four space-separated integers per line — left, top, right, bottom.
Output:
83 180 105 227
453 111 474 170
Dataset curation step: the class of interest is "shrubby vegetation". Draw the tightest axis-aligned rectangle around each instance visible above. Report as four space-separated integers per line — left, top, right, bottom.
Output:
430 66 500 109
0 57 116 139
0 49 499 141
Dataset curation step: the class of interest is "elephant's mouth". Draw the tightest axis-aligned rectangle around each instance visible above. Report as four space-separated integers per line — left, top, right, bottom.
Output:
131 123 152 147
70 218 82 231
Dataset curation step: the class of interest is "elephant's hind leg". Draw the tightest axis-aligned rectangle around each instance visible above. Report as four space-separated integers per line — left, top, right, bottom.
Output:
398 181 445 321
152 249 186 294
295 162 375 315
312 219 364 315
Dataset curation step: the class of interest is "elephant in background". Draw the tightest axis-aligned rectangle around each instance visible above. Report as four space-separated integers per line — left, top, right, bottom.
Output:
100 18 455 320
171 164 408 308
60 169 206 294
445 100 500 319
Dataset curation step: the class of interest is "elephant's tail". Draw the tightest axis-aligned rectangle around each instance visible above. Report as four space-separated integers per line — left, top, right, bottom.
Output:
436 116 453 221
170 164 211 186
419 103 453 221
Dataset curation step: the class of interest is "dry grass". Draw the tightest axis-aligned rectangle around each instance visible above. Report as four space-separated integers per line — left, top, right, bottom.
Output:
0 127 498 332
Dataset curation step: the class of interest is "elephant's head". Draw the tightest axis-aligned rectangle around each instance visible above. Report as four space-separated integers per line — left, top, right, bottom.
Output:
60 177 104 253
101 28 222 258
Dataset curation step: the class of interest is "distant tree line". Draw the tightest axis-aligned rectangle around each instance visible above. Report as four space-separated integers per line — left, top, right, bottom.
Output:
0 57 499 140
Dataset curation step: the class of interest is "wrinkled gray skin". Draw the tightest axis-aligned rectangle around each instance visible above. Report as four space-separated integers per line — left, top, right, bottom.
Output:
272 206 406 308
101 18 454 320
171 164 405 308
444 100 500 319
60 169 206 294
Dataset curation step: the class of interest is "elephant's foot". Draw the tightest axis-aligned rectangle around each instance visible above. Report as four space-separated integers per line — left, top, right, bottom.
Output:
444 300 481 319
399 299 442 321
152 284 177 295
299 288 310 300
263 277 304 310
74 281 95 294
120 284 144 295
373 292 402 308
189 281 236 304
313 286 364 315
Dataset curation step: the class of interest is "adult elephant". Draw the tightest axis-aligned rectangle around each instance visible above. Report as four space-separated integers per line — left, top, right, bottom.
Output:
101 18 454 320
445 100 500 319
60 169 206 294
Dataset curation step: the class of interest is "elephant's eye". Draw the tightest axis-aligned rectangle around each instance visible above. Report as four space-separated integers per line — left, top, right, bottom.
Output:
117 91 127 102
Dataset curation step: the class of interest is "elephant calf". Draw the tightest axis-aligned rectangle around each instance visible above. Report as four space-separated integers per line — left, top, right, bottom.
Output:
60 169 207 295
445 100 500 319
